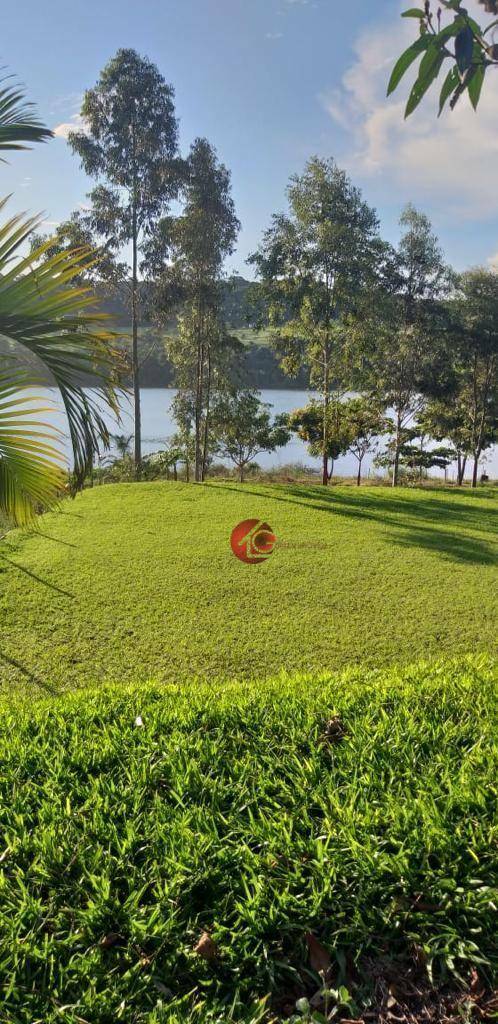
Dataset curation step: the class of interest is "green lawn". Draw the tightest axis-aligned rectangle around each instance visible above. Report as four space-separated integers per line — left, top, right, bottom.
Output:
0 658 496 1023
0 482 496 693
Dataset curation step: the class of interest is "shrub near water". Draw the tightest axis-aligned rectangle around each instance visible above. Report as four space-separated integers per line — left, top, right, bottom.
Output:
0 657 497 1023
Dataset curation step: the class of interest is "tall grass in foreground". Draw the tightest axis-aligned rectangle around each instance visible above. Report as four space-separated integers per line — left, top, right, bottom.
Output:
0 657 496 1022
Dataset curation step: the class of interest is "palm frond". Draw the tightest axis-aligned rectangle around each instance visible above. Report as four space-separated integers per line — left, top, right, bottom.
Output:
0 371 65 525
0 199 125 492
0 74 53 154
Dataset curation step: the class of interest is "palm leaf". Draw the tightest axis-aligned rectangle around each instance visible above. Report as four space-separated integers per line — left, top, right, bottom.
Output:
0 74 52 154
0 371 65 525
0 198 125 501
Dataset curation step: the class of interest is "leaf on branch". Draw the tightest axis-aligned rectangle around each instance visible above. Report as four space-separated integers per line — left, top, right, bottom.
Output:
455 26 474 74
405 44 446 116
387 34 432 95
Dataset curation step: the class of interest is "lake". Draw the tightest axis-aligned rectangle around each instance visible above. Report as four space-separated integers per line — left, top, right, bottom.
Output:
37 387 497 481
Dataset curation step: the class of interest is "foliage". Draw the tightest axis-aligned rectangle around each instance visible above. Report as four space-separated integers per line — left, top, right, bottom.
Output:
149 137 240 482
0 76 123 525
0 74 52 154
341 397 391 486
68 48 180 475
286 402 352 479
0 482 496 691
0 657 496 1022
352 204 452 486
388 1 498 117
249 157 383 485
211 389 290 482
0 201 122 524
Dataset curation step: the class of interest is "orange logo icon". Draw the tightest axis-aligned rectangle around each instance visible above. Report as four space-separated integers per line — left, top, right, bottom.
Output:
230 519 276 564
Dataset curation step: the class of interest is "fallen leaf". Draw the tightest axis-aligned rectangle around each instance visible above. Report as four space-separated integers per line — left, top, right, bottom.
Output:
305 931 331 976
135 716 144 727
194 931 219 961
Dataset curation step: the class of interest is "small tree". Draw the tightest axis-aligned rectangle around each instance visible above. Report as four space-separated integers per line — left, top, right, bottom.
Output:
287 401 352 480
68 49 179 479
342 398 390 486
212 390 290 482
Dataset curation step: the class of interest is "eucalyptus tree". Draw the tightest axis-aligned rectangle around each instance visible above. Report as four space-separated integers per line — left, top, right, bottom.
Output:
452 268 498 486
149 138 240 481
249 157 382 485
0 78 121 525
68 49 180 477
354 205 452 486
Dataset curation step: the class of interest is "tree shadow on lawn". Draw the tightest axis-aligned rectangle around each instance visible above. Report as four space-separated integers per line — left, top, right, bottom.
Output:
215 484 497 566
0 653 58 694
0 554 75 598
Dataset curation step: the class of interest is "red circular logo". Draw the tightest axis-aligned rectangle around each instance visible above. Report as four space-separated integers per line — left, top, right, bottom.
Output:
230 519 276 564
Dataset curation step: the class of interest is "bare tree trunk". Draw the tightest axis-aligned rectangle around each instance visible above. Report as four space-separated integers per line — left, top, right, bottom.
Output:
322 345 329 486
194 307 204 483
357 459 362 486
239 464 244 483
201 346 211 482
131 201 141 481
392 409 401 488
185 458 190 483
457 454 467 486
472 453 480 489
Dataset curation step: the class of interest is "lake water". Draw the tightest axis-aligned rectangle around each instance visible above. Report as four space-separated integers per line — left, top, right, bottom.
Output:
38 387 497 481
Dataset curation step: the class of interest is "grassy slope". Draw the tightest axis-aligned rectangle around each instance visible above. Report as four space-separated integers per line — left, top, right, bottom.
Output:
0 658 496 1023
0 482 496 693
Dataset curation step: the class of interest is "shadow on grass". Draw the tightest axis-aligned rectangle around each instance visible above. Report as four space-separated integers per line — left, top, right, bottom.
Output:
0 653 57 694
213 483 497 566
0 555 74 597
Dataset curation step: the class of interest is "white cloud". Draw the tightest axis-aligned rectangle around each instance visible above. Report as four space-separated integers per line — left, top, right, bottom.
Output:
266 31 283 39
488 251 498 269
320 1 498 220
53 112 87 140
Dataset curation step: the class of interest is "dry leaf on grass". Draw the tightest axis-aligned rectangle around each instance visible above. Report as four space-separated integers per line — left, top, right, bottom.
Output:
194 931 219 961
305 931 332 976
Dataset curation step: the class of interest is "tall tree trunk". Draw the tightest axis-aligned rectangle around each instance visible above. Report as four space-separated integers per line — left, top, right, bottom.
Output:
472 452 480 489
392 409 401 488
357 459 362 486
322 344 330 486
201 346 211 482
194 306 204 483
131 204 141 481
185 457 190 483
239 464 244 483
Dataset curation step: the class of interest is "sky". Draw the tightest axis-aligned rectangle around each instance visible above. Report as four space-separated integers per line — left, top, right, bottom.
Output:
3 0 498 278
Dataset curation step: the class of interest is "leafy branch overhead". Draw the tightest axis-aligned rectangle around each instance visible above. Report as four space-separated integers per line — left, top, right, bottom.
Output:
388 1 498 117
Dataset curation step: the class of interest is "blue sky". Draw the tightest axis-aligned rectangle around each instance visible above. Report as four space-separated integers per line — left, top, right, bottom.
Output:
3 0 498 277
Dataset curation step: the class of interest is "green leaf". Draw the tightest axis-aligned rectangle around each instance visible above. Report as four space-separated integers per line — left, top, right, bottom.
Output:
455 26 474 73
467 63 486 109
401 8 426 17
387 34 432 95
438 65 460 114
405 45 446 116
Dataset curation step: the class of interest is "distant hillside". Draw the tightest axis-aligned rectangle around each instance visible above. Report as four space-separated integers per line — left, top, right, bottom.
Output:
2 276 309 389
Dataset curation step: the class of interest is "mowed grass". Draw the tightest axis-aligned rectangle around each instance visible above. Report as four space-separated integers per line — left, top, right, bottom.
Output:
0 482 496 692
0 481 496 693
0 658 496 1023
